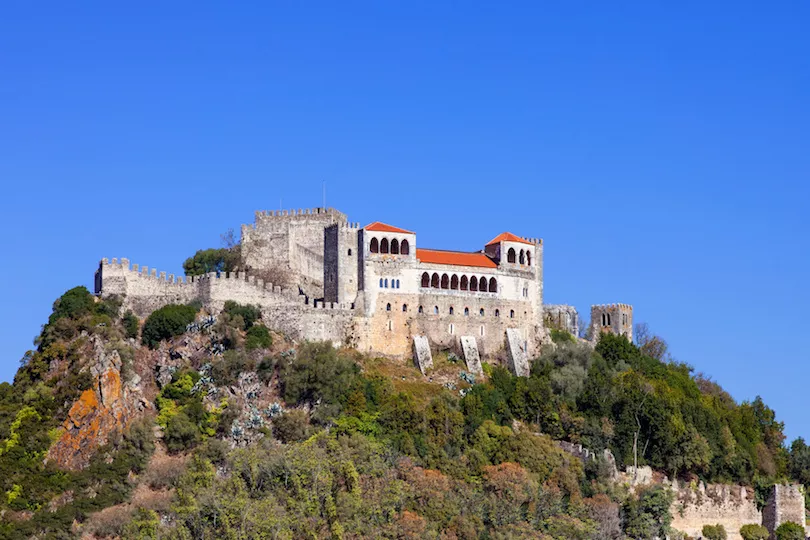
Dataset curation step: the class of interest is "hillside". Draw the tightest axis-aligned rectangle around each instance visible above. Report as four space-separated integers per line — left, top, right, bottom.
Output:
0 286 807 539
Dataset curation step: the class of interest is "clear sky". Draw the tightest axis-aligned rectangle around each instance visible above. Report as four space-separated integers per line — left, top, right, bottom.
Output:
1 3 808 441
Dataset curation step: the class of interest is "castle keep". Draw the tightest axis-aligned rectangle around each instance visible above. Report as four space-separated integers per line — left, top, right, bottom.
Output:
96 207 632 374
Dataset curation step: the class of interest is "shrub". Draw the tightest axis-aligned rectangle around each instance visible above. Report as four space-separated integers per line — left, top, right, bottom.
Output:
740 524 769 540
164 411 201 453
122 311 139 340
550 328 576 344
272 410 311 443
282 342 360 422
245 325 272 350
257 356 276 383
702 524 727 540
48 286 95 325
223 301 261 330
211 350 254 387
775 521 805 540
141 304 197 349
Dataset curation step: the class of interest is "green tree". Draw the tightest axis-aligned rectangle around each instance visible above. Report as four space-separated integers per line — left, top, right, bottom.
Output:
222 300 261 330
182 247 240 276
141 304 198 348
739 524 769 540
122 310 139 340
702 523 727 540
775 521 805 540
245 324 272 350
622 485 674 540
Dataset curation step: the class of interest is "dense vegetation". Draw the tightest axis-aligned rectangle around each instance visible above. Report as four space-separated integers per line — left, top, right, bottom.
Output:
0 286 807 538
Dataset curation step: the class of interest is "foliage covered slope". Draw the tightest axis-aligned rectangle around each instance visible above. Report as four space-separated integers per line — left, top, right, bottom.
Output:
0 286 806 538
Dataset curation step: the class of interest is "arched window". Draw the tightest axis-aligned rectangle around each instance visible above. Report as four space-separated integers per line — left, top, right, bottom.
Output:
607 313 611 326
348 248 352 256
526 252 531 266
379 278 384 288
489 277 497 293
380 238 389 254
479 308 485 316
460 275 469 291
434 306 439 315
396 279 400 289
403 304 408 312
370 238 379 253
507 248 516 263
519 250 525 265
450 275 459 290
495 309 500 317
386 303 391 311
418 305 424 314
431 273 440 288
421 272 430 287
480 276 488 291
441 274 449 289
400 239 410 255
449 306 454 315
464 307 470 316
470 276 478 292
391 239 399 254
384 278 388 288
510 309 515 319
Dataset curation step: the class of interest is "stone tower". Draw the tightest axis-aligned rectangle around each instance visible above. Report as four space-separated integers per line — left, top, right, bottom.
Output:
324 222 361 305
240 207 347 299
589 304 633 342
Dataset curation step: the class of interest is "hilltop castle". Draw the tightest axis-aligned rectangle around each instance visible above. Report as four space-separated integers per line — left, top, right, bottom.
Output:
96 207 632 375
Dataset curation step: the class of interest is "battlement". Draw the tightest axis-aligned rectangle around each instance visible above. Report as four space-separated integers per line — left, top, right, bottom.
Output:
254 207 346 219
591 303 633 310
519 237 542 245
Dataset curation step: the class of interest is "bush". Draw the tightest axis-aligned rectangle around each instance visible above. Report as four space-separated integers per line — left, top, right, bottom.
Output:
282 342 360 422
223 301 261 330
740 524 769 540
245 325 272 350
550 328 576 344
272 410 311 443
211 350 255 387
164 411 201 453
48 286 95 325
775 521 805 540
141 304 198 349
122 311 139 340
702 524 727 540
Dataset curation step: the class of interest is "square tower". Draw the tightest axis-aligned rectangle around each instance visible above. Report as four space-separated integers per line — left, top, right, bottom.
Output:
589 304 633 342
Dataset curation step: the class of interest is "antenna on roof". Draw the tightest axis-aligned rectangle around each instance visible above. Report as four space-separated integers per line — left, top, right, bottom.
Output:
323 181 326 209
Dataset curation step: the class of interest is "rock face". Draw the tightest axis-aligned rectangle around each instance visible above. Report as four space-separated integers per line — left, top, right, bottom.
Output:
47 336 149 470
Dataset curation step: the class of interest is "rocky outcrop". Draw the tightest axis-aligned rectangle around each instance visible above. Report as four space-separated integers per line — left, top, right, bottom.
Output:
47 336 150 470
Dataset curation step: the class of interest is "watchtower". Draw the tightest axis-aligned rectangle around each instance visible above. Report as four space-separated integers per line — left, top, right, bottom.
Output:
589 304 633 342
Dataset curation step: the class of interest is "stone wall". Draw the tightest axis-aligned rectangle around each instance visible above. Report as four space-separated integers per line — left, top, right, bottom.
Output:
589 303 633 341
544 304 579 336
762 484 806 536
240 207 348 298
670 482 762 540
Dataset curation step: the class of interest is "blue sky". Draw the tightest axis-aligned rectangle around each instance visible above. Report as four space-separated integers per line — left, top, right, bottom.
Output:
1 3 808 441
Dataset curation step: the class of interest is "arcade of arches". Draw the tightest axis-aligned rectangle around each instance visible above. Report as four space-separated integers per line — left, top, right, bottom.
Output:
420 272 498 293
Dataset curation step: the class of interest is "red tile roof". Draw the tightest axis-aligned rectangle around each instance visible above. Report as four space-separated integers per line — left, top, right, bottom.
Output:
485 232 534 246
365 221 414 234
416 248 498 268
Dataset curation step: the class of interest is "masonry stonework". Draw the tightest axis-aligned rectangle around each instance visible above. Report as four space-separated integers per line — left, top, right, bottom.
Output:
97 207 632 373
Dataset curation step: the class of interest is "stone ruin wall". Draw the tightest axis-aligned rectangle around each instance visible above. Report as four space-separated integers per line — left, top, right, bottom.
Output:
669 481 762 540
762 484 806 536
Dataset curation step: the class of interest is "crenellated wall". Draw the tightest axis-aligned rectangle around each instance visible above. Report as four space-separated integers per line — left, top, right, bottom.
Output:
670 481 762 540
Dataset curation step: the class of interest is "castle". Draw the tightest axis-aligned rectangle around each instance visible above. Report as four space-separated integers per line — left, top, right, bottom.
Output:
96 207 633 375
